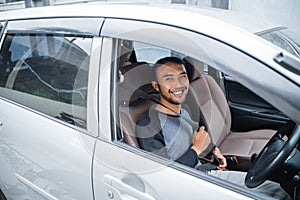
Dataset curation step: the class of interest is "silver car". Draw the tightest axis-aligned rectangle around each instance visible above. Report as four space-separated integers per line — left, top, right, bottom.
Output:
0 3 299 200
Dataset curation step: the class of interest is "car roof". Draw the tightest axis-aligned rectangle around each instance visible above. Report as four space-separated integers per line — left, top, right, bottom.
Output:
165 4 283 33
0 3 283 47
0 3 280 32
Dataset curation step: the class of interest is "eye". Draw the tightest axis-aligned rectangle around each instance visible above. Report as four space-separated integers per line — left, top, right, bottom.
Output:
165 77 173 81
180 74 188 80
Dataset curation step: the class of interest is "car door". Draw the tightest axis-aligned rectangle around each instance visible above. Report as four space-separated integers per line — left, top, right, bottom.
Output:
0 17 102 199
93 38 253 200
91 18 296 200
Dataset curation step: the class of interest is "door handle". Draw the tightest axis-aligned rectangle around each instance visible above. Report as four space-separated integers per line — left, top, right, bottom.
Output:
103 174 156 200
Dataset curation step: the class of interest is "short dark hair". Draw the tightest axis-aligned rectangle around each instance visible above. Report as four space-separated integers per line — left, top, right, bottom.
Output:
153 57 185 80
155 56 185 66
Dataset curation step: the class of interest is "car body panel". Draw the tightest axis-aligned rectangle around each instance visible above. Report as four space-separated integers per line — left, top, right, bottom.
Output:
93 141 254 200
0 98 95 199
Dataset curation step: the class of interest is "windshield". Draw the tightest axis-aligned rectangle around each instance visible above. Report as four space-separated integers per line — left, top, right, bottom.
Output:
258 27 300 59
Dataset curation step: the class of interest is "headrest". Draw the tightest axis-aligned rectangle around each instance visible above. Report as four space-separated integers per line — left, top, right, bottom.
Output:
119 62 156 106
183 56 204 81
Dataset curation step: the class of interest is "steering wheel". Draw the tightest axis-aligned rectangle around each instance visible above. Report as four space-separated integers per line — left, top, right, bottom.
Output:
245 120 300 188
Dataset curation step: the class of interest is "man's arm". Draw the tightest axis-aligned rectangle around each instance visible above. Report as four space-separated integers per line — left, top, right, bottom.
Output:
138 133 166 156
138 131 200 168
136 111 212 168
139 126 212 168
175 148 199 167
136 111 199 167
136 111 169 158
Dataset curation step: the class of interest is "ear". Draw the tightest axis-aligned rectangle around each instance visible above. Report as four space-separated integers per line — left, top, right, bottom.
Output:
152 81 159 92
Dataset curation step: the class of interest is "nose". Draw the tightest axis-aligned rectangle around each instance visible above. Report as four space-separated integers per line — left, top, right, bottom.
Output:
174 76 185 87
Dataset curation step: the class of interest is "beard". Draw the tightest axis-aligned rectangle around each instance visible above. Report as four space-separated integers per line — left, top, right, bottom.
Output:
157 84 187 105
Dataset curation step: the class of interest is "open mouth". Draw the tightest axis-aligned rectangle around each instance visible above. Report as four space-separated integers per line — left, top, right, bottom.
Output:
170 89 185 98
173 90 183 95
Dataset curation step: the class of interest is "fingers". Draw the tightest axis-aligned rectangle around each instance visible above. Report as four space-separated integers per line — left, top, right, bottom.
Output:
217 166 226 170
191 126 211 155
211 155 226 170
195 126 208 139
213 147 227 170
199 126 205 132
217 165 226 170
217 157 227 170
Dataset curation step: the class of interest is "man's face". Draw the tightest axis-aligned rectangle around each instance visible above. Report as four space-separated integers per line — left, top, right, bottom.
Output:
153 62 189 106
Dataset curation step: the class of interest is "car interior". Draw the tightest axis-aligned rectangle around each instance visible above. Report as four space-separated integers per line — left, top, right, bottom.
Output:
183 56 278 170
114 39 300 199
116 39 277 171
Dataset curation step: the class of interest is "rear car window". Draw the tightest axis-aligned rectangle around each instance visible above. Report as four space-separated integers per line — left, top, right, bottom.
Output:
0 33 92 128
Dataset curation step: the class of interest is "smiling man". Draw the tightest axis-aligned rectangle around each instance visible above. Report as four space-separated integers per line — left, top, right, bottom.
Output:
152 59 189 108
136 56 224 168
135 56 291 200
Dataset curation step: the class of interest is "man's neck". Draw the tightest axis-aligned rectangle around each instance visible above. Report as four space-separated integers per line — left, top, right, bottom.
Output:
155 102 181 115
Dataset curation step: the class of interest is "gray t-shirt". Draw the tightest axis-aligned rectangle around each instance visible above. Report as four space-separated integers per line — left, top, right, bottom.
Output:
158 109 194 160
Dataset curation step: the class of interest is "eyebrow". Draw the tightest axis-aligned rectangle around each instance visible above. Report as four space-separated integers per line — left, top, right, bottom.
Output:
163 71 187 78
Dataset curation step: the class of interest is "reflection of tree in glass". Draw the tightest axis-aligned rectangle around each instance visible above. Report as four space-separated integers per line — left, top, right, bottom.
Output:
2 33 91 107
14 56 88 106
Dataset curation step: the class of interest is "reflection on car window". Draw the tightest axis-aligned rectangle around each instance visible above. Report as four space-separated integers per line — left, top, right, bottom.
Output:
259 28 300 58
0 33 92 128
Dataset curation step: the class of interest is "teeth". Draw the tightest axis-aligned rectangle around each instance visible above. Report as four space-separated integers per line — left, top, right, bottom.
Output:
173 91 183 95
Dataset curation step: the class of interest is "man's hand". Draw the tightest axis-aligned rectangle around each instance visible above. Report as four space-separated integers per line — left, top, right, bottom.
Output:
191 126 211 155
211 147 227 170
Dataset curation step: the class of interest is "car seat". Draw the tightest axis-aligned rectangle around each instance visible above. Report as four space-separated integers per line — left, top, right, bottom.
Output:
183 56 276 159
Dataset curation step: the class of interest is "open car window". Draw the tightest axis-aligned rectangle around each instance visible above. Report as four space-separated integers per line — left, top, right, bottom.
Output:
108 35 295 200
114 38 276 163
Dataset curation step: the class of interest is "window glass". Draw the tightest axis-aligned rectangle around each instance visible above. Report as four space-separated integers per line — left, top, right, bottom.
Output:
133 42 171 63
118 39 185 66
259 29 300 58
0 33 92 128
